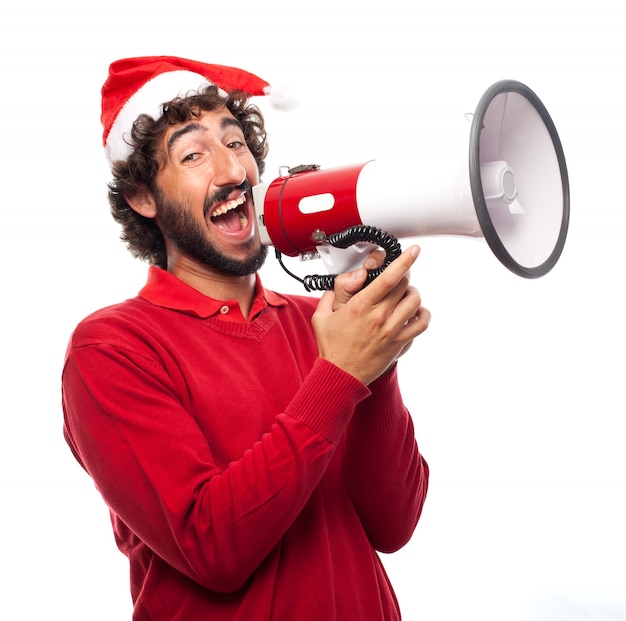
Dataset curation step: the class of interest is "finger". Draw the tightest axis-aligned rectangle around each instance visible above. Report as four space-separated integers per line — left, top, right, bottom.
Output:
380 282 427 326
333 248 387 309
357 246 421 305
362 248 386 270
332 268 368 309
314 289 336 317
400 305 431 339
385 305 431 368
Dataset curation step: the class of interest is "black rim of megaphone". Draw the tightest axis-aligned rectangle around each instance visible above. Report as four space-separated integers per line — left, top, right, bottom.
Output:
468 80 570 278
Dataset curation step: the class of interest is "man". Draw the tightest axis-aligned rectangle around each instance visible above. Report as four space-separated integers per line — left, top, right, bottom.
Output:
62 56 431 620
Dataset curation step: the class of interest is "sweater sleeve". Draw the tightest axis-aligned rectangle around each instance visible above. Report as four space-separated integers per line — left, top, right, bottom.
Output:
62 339 370 593
343 364 429 553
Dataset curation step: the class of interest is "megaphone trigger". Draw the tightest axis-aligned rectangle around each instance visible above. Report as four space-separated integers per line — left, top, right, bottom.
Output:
323 225 403 290
275 225 402 292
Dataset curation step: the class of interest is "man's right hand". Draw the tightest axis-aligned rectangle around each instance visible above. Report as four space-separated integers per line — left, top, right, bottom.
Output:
311 246 431 386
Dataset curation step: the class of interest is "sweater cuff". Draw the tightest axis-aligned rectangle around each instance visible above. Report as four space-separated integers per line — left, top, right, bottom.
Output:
285 358 371 444
353 364 407 433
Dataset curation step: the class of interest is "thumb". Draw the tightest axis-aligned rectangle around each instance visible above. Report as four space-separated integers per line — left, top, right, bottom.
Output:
332 268 368 310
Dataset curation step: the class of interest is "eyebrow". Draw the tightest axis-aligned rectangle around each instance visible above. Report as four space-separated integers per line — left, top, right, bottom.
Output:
166 117 244 153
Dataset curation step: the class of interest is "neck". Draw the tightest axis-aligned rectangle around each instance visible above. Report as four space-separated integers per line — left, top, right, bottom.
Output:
167 255 257 320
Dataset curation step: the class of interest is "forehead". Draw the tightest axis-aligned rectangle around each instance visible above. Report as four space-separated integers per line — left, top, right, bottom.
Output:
162 106 243 147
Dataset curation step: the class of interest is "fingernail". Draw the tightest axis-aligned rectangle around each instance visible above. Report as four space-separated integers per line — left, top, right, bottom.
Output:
410 246 420 258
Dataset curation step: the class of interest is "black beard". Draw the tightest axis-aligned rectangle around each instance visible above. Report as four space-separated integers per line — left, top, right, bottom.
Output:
153 184 268 277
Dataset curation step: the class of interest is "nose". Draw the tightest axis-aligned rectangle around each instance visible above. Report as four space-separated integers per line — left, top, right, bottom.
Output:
213 144 247 187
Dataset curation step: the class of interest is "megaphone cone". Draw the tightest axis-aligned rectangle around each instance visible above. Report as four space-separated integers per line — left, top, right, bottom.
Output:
252 80 569 287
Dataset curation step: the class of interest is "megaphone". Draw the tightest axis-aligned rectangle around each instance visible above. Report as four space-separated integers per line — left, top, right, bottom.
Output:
252 80 570 290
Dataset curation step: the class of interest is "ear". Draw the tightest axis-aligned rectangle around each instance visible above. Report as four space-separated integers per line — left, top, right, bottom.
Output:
125 187 157 219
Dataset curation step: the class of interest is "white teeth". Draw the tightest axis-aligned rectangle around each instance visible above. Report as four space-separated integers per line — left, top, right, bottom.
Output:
211 193 246 218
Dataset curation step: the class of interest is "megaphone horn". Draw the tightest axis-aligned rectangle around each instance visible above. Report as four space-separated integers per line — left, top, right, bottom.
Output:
252 79 570 289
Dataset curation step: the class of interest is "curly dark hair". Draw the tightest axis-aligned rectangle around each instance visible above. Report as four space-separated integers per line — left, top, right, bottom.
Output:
107 86 269 268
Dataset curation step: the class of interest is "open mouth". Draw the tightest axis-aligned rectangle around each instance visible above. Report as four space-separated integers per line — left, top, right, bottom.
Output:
209 193 249 233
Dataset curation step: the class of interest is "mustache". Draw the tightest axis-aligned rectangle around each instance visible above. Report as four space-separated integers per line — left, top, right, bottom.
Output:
203 180 252 216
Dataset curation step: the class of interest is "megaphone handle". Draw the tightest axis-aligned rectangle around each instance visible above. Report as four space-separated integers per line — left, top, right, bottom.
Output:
330 224 402 281
298 225 402 291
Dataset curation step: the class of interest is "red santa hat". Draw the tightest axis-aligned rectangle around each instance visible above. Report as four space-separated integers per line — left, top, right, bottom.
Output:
101 55 295 167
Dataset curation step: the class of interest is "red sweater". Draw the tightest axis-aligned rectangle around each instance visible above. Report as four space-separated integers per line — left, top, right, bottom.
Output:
62 266 429 620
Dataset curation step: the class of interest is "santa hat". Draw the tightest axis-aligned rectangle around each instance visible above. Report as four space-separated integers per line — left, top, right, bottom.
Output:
101 55 296 167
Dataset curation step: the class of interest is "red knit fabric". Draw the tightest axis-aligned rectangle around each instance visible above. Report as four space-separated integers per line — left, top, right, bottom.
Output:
62 267 429 620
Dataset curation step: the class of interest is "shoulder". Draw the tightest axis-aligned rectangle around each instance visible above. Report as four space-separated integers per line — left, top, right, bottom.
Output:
68 296 158 349
273 291 320 319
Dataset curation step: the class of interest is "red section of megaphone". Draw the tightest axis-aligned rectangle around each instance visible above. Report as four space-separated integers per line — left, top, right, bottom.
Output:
261 163 369 257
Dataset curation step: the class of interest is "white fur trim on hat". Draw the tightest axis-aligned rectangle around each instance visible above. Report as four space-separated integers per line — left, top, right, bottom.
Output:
264 83 298 112
104 70 211 167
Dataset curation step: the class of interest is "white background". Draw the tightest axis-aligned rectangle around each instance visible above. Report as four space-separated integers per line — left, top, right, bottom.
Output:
1 2 624 619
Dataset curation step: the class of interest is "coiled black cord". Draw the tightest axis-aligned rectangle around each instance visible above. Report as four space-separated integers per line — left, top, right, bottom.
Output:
275 225 402 292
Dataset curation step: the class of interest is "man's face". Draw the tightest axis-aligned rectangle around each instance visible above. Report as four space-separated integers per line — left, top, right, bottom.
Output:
152 106 267 276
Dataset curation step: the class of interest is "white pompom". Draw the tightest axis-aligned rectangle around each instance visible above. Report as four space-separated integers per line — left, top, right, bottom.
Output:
264 83 298 111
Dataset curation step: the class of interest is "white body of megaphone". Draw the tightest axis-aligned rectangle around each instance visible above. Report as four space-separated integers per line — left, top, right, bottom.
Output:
252 80 569 283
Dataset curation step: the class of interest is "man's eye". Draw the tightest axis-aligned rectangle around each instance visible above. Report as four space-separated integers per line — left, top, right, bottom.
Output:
227 141 245 150
182 152 200 163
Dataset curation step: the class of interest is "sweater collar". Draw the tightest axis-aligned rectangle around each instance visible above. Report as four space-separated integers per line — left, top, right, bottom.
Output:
138 266 288 319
